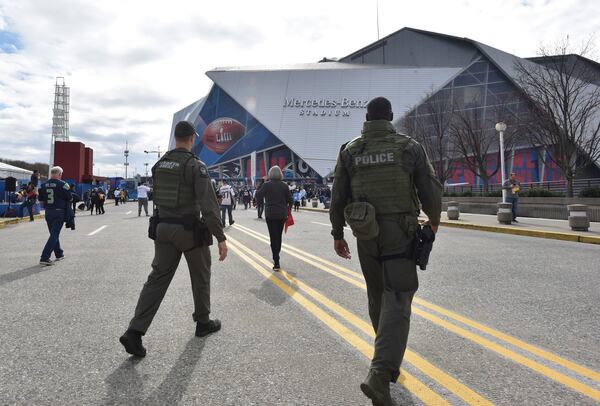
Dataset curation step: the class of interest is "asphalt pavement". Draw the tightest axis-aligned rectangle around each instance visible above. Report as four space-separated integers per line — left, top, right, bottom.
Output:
0 203 599 405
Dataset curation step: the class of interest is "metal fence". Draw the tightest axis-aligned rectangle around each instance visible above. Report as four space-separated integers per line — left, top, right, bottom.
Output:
445 178 600 196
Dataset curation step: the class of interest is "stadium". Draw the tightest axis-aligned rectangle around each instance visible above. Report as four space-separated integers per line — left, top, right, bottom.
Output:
170 27 600 189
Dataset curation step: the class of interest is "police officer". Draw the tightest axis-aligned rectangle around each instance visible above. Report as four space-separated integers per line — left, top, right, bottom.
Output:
329 97 441 405
120 121 228 358
38 166 72 266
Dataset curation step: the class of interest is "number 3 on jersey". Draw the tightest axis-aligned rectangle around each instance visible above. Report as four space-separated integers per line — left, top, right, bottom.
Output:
46 188 55 205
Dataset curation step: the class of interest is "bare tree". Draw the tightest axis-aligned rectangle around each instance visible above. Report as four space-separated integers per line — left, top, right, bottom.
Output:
400 91 457 185
449 102 518 193
515 37 600 197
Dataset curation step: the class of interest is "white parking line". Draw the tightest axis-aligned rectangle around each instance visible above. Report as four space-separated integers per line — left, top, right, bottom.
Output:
312 221 351 231
126 211 132 215
88 225 107 236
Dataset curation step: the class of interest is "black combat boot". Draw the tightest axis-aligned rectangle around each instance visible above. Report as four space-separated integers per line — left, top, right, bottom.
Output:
360 368 394 406
195 319 221 337
119 329 146 357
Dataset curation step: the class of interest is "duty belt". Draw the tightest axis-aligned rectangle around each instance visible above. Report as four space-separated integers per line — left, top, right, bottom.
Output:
159 216 197 231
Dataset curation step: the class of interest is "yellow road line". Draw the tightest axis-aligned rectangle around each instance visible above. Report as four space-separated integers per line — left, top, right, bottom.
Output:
413 308 600 401
235 223 365 281
230 223 600 401
234 222 600 383
227 239 450 406
411 301 600 383
228 235 493 406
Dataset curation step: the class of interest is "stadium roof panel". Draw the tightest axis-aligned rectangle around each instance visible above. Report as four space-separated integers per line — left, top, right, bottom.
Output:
208 62 430 73
207 65 462 176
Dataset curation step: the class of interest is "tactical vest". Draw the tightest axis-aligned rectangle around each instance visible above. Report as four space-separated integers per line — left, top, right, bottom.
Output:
345 134 418 215
152 150 196 209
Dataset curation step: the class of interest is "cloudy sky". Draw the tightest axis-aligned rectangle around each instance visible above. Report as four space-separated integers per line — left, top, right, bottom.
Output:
0 0 598 177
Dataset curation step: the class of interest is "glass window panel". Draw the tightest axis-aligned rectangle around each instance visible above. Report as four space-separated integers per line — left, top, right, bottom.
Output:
454 73 480 87
487 69 507 83
487 81 514 95
466 60 488 74
454 86 484 108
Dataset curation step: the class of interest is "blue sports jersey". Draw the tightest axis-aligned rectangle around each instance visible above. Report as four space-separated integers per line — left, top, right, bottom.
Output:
39 179 72 209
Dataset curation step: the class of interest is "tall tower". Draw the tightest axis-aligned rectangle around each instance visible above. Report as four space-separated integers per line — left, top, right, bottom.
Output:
124 140 130 178
49 77 70 177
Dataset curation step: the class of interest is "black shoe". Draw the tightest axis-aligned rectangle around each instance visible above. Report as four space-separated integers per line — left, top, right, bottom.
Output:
119 329 146 357
229 220 235 226
39 259 54 266
273 262 281 272
55 255 65 262
195 319 221 337
360 369 394 406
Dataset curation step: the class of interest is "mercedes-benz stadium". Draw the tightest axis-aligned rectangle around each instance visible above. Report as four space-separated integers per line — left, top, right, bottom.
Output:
170 27 600 186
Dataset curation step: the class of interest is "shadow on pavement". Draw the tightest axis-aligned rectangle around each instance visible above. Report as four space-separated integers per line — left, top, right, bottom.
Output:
0 265 54 286
104 337 206 405
390 376 418 406
249 272 298 307
103 357 144 405
143 337 206 404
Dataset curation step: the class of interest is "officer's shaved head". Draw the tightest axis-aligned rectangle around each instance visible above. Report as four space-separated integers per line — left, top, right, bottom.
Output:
174 121 196 139
366 97 393 122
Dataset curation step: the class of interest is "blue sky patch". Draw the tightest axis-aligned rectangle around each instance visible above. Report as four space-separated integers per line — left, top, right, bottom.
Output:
0 30 23 53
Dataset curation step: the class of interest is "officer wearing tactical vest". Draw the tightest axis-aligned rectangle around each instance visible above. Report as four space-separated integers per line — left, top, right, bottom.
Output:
120 121 228 358
330 97 441 405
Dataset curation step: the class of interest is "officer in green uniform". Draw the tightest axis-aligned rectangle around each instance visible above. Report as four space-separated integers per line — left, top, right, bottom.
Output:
120 121 228 358
329 97 442 405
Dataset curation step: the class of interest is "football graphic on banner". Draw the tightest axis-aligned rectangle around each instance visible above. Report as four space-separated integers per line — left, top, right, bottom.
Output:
201 117 245 155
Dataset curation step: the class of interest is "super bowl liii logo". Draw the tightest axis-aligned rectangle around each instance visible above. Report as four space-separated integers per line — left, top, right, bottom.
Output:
283 97 368 118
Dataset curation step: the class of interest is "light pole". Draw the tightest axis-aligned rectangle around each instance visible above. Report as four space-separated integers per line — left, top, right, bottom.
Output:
144 146 162 159
144 163 149 178
495 122 507 203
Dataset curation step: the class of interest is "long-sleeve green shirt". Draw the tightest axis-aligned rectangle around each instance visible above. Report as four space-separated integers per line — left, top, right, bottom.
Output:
329 122 442 240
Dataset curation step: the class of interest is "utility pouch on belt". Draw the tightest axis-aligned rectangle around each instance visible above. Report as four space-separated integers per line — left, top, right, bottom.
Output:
148 213 159 240
344 202 379 240
412 224 436 270
193 220 213 248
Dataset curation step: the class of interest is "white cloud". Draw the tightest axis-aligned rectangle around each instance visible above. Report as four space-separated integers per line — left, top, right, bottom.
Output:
0 0 598 176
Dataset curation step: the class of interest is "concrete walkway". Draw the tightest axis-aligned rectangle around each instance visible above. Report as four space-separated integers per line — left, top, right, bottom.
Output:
442 212 600 235
0 213 45 229
300 206 600 245
437 212 600 245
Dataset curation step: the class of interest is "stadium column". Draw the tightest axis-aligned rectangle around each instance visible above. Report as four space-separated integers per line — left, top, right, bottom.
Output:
290 150 297 178
263 151 268 177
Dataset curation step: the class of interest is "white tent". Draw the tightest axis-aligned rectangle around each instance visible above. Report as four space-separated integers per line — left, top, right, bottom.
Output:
0 162 33 179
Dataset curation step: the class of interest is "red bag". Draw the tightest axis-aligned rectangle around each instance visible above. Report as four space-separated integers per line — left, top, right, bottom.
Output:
285 207 294 233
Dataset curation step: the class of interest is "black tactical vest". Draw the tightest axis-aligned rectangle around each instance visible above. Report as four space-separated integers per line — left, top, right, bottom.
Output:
152 150 195 209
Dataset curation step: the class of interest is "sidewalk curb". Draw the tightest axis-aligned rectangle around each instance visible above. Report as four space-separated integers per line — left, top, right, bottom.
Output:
0 213 45 230
299 207 600 245
300 207 329 213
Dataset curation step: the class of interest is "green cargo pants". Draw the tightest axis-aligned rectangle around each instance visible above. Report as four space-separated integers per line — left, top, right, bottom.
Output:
129 222 212 334
356 214 418 382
